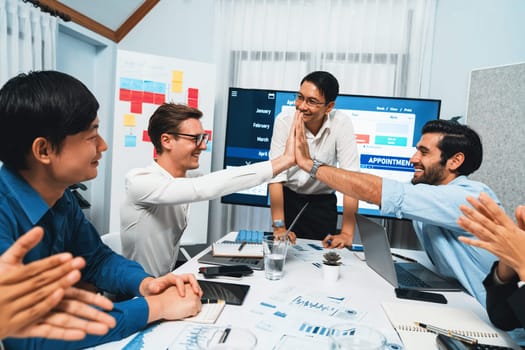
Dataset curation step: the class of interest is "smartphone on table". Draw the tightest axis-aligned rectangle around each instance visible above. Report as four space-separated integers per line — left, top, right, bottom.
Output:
198 265 253 278
395 287 447 304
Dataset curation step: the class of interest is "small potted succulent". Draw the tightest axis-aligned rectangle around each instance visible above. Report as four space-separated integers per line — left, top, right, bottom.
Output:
322 251 342 282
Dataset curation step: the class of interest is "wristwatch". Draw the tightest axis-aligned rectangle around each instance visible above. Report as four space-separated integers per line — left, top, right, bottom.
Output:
272 219 285 228
309 159 324 179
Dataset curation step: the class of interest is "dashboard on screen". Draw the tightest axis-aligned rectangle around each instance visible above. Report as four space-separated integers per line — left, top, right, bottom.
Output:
221 87 441 218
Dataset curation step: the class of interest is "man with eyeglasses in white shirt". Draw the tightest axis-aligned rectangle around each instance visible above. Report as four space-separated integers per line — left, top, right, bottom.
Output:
269 71 360 245
121 103 296 277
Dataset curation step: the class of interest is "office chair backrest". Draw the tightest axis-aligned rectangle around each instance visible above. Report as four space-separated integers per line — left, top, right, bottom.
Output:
101 231 122 254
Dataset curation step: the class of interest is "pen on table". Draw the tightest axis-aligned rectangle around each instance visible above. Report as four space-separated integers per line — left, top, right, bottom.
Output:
238 241 247 251
200 298 225 304
219 327 231 343
391 252 418 263
415 322 478 345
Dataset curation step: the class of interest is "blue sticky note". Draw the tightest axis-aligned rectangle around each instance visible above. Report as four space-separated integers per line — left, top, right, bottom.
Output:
143 80 156 93
124 135 136 147
129 79 143 91
119 77 134 90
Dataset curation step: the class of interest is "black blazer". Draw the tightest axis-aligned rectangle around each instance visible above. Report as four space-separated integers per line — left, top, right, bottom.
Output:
484 262 525 331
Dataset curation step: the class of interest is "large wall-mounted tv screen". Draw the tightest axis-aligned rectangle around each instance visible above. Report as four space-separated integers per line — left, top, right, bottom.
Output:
221 87 441 218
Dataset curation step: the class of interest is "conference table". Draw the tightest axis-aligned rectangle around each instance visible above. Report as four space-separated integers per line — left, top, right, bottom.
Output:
91 233 519 349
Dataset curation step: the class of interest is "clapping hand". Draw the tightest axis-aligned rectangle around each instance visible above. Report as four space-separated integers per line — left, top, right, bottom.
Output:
458 193 525 281
0 226 115 340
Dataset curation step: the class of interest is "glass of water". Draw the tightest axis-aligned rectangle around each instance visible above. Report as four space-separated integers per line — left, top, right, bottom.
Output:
329 323 387 350
262 235 289 280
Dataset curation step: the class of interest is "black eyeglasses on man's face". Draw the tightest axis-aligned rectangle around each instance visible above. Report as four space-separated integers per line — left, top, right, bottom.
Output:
167 132 209 146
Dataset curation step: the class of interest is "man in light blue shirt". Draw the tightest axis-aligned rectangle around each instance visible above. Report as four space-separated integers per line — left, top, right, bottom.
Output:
294 116 498 305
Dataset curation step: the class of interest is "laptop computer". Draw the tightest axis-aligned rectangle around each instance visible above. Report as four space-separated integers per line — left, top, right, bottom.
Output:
355 214 464 291
198 202 309 270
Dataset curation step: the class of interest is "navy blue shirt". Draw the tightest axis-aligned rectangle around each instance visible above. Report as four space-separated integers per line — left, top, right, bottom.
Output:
0 166 151 349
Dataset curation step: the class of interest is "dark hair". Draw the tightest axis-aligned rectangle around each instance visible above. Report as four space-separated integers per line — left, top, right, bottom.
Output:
300 71 339 104
422 119 483 176
0 71 99 170
148 103 203 154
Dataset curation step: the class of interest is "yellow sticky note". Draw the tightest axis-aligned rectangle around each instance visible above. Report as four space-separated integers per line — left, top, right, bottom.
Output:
123 114 136 127
172 81 183 93
172 70 183 82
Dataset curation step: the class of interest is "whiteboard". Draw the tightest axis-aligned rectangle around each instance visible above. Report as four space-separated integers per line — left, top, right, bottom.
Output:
109 49 215 244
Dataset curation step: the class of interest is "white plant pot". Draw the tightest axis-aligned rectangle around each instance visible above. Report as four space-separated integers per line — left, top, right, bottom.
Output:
322 264 340 282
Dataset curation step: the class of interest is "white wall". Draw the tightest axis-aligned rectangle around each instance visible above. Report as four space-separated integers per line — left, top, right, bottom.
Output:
429 0 525 120
119 0 215 63
120 0 525 122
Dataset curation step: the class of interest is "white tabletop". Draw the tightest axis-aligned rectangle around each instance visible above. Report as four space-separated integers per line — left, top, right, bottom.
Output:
91 233 519 350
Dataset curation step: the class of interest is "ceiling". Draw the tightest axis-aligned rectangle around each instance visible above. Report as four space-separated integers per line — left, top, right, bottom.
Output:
59 0 146 31
40 0 159 42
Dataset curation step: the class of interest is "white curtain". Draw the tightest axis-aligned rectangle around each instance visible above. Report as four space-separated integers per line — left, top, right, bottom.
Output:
208 0 437 242
0 0 57 87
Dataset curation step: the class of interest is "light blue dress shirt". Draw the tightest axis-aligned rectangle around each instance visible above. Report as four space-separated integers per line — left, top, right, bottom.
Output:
0 166 151 350
381 175 499 305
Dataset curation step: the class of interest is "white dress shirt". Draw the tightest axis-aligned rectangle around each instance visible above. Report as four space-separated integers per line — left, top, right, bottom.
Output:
268 109 359 194
120 160 273 276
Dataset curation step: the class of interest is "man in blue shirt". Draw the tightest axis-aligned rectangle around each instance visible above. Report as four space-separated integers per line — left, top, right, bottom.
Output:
0 71 203 350
293 115 499 305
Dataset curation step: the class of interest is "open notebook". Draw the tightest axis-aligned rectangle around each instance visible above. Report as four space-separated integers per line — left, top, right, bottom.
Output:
211 241 263 258
382 302 515 350
210 230 268 258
